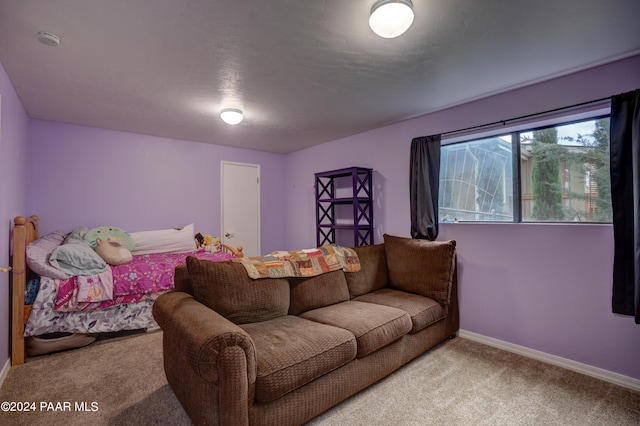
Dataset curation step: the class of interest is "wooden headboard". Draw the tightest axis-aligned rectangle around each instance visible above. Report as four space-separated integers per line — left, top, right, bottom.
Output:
217 243 244 258
11 215 39 366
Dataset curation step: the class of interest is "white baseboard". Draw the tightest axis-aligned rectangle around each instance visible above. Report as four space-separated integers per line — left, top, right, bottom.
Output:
458 329 640 392
0 358 10 389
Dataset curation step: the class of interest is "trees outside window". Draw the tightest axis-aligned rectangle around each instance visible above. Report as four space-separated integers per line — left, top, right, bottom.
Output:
529 128 565 221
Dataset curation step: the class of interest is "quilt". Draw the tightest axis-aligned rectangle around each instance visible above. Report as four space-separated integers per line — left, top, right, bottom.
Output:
233 244 360 279
54 250 235 312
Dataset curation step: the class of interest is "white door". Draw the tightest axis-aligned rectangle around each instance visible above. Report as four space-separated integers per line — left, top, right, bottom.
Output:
221 161 260 257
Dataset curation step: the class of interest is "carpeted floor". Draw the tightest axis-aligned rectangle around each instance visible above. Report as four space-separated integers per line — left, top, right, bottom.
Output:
0 331 638 426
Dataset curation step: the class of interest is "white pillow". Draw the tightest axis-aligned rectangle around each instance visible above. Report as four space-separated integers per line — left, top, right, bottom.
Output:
130 223 196 255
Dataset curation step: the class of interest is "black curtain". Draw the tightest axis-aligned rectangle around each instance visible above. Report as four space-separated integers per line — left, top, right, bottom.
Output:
410 135 441 241
610 88 640 324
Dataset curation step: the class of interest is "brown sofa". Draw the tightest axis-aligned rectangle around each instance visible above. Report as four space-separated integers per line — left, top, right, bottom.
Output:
153 234 459 426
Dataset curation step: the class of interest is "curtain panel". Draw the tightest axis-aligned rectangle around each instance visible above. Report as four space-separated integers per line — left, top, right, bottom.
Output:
610 88 640 324
409 135 441 241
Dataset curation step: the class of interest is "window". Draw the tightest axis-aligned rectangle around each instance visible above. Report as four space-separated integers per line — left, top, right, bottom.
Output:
440 135 514 222
439 115 612 223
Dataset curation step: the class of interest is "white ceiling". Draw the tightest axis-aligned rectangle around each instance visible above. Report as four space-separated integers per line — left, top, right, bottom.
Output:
0 0 639 154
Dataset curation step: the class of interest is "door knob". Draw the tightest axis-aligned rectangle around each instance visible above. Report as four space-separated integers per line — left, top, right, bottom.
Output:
0 266 11 273
225 232 235 238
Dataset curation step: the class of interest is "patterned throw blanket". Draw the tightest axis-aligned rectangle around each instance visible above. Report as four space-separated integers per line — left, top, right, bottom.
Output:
233 244 360 279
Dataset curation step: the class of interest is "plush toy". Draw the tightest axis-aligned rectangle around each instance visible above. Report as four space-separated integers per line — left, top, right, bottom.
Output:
202 234 213 252
194 233 204 248
85 226 135 251
94 238 133 266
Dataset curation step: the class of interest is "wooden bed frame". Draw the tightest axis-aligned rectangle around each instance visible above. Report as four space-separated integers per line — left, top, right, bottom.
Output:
10 215 244 365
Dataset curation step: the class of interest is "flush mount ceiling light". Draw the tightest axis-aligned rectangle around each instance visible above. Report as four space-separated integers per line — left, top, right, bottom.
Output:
220 108 244 125
369 0 414 39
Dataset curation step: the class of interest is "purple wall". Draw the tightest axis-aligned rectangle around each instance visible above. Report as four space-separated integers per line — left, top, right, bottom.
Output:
0 62 30 366
28 121 287 254
437 223 638 377
284 55 640 380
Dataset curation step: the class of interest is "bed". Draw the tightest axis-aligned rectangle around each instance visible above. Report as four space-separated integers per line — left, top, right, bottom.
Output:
10 215 244 365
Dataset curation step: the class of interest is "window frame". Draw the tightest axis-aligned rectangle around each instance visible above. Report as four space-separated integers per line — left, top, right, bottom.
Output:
440 109 611 224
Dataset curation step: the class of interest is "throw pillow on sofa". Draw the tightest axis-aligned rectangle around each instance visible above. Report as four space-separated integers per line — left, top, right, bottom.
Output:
383 234 456 306
288 270 350 315
344 243 389 298
186 256 290 324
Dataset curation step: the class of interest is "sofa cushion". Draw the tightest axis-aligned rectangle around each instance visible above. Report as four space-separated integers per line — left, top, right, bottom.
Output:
383 234 456 306
173 265 193 294
186 257 290 324
355 288 448 333
344 244 389 298
239 315 356 403
288 270 350 315
300 300 412 359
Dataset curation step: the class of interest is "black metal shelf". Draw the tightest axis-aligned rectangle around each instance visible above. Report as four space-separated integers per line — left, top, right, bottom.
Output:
317 197 371 204
315 167 373 247
318 224 371 229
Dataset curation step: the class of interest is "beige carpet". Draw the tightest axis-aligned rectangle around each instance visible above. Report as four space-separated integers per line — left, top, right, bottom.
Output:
0 331 638 426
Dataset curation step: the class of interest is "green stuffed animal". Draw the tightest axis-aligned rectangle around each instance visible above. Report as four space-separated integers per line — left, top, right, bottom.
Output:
84 226 135 251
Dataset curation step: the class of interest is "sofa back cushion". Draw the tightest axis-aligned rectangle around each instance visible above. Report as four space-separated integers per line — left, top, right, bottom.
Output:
288 270 350 315
383 234 456 306
186 257 290 324
345 244 389 298
174 265 193 295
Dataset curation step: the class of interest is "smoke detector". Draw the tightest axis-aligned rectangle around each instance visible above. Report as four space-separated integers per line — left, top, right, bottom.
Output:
36 31 60 47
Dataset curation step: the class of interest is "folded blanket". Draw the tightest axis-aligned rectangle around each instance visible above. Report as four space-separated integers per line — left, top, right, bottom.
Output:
233 244 360 279
54 278 160 313
76 269 113 303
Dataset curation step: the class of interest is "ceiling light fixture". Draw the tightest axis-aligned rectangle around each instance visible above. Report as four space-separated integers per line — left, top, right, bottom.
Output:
220 108 244 125
369 0 414 39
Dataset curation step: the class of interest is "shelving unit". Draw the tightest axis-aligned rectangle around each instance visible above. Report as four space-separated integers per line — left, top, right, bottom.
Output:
315 167 373 247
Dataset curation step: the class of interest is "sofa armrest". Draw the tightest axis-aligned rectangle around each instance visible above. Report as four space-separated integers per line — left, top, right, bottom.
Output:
153 291 256 425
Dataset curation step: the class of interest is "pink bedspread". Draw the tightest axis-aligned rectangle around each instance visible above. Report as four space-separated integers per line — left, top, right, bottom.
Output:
54 251 234 312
